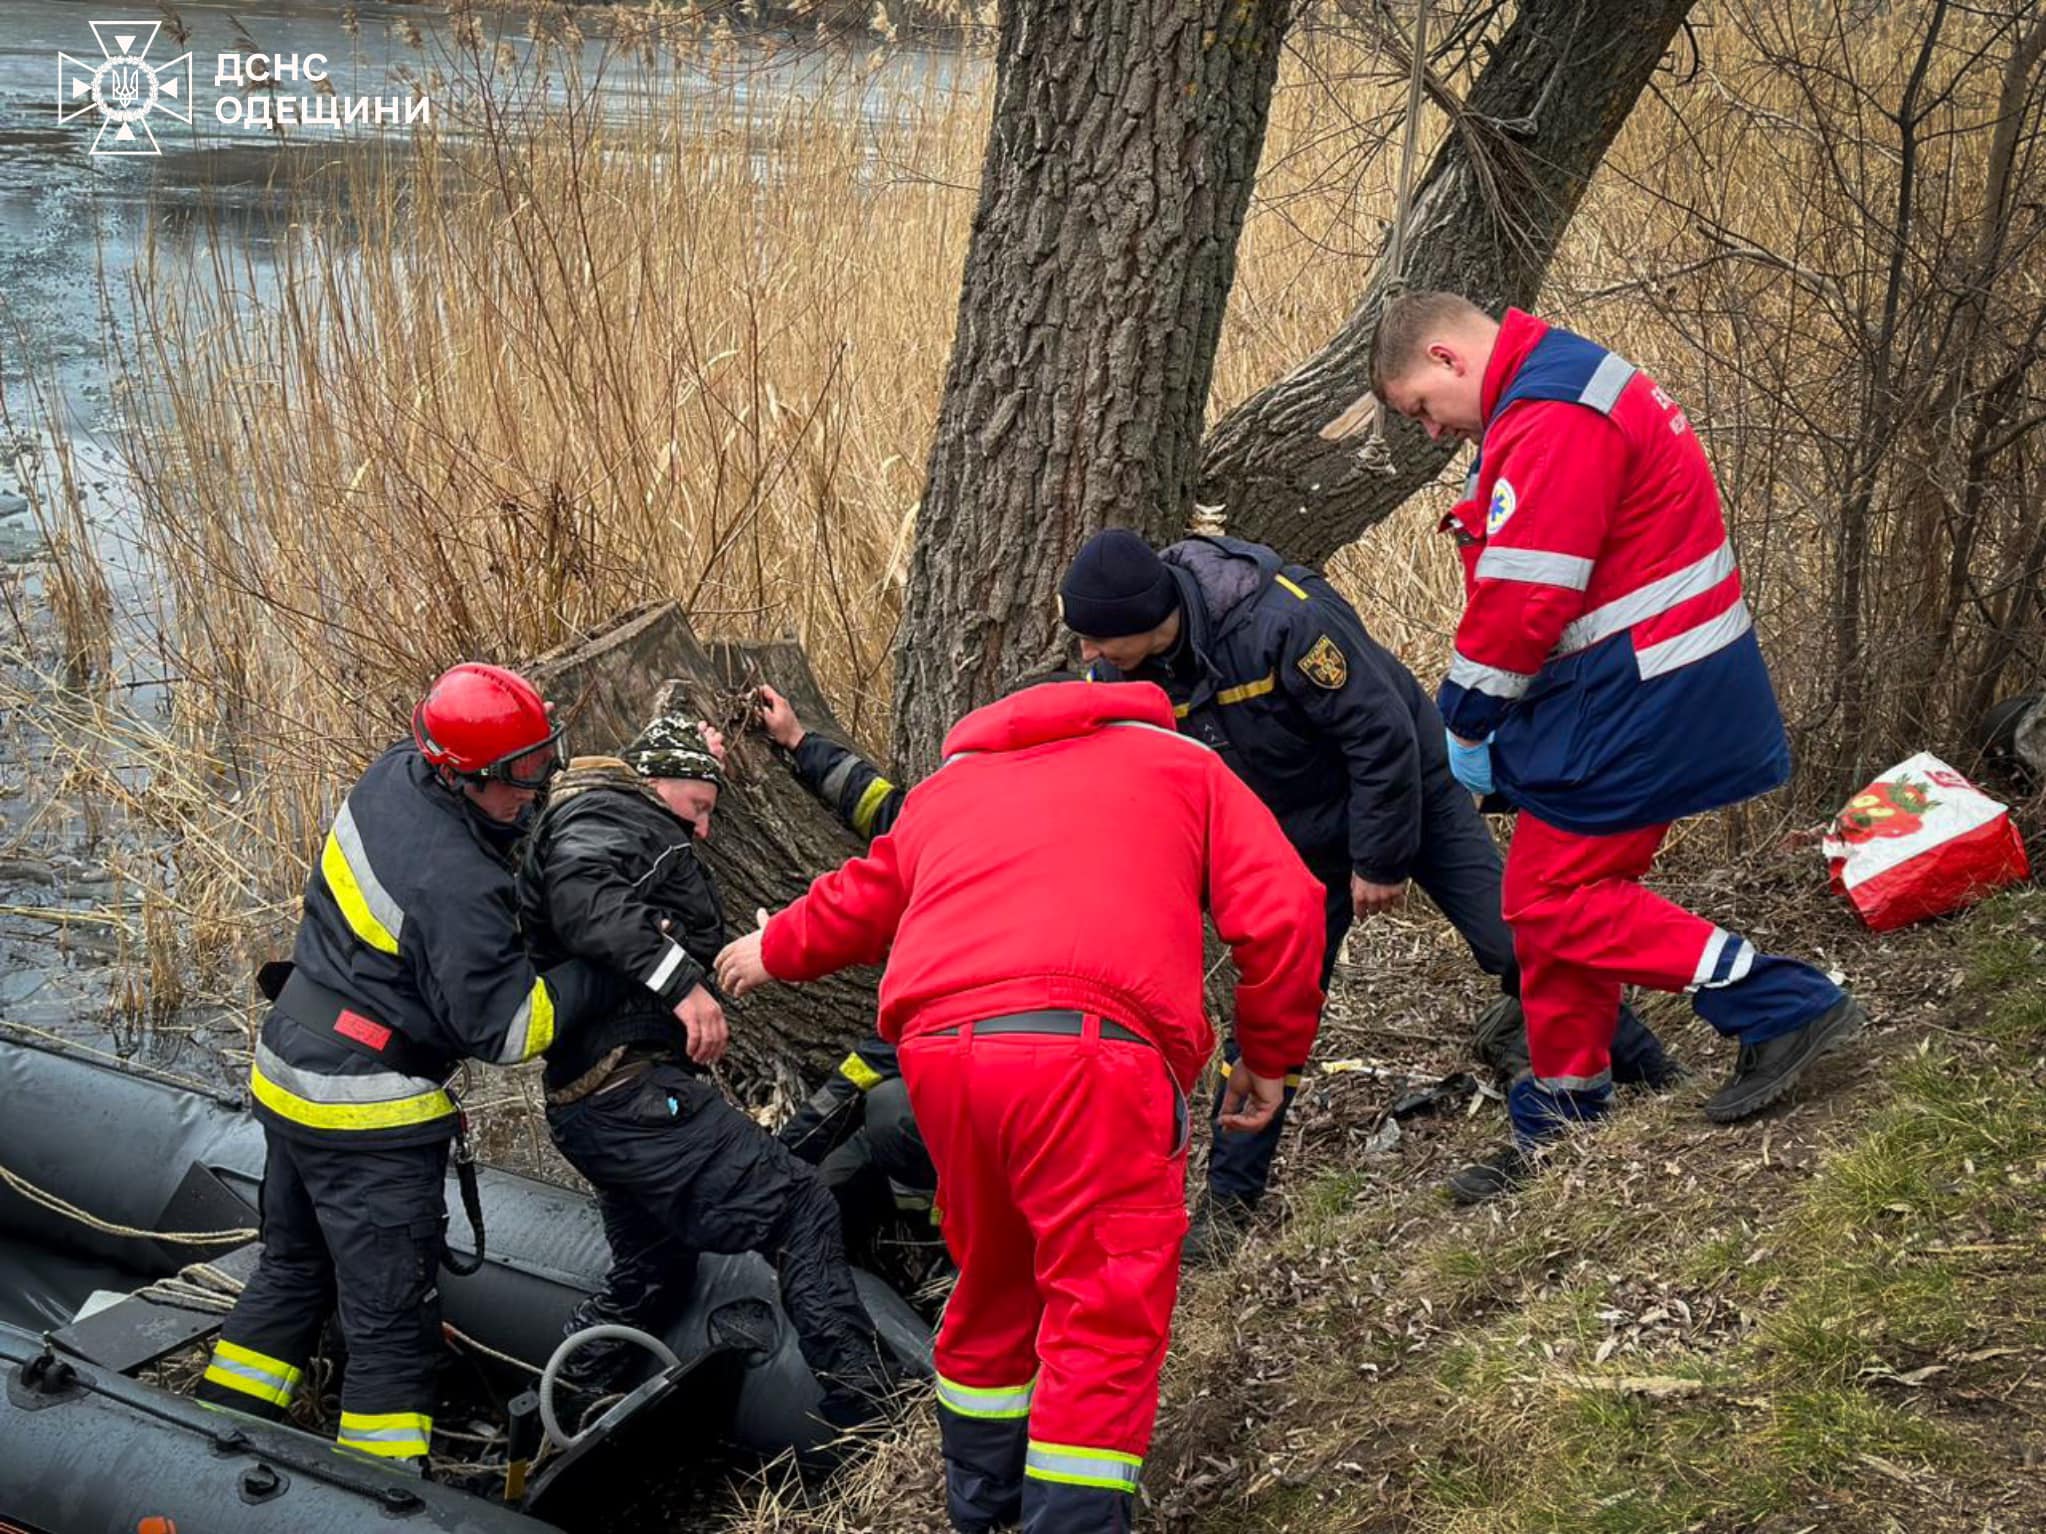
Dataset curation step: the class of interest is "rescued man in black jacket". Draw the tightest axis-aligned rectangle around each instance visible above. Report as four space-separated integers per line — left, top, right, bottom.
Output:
517 709 892 1422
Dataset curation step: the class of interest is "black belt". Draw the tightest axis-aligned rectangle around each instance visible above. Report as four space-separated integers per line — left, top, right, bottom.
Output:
930 1009 1150 1047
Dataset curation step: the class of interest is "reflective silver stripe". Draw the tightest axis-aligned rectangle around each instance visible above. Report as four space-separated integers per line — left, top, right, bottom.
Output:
1579 353 1637 415
1463 460 1480 497
1689 928 1731 990
935 1374 1034 1419
254 1039 442 1104
1474 547 1595 590
1636 597 1753 680
330 800 406 943
205 1356 295 1400
1557 542 1737 655
340 1425 429 1444
1446 650 1533 700
818 754 861 805
497 989 538 1065
1533 1069 1613 1093
1026 1442 1143 1491
1692 935 1754 992
645 939 687 994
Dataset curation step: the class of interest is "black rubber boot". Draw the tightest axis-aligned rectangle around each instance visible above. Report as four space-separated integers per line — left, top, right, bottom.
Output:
1181 1192 1257 1269
1445 1144 1532 1205
1703 996 1866 1123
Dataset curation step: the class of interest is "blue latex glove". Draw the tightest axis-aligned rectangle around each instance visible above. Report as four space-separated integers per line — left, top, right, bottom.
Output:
1446 730 1495 795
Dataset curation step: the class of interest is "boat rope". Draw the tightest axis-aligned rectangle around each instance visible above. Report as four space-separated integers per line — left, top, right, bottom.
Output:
443 1321 543 1376
0 1161 257 1246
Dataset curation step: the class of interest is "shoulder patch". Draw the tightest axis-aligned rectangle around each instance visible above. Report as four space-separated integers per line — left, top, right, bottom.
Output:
1296 634 1348 690
1486 477 1518 535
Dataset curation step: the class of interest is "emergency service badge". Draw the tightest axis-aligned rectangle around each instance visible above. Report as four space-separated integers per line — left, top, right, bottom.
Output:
1487 477 1518 535
1297 634 1348 690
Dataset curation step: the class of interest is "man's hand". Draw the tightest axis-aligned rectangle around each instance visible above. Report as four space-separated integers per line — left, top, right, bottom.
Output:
1218 1062 1286 1134
672 983 729 1066
755 685 806 750
701 724 728 764
1351 873 1406 918
715 913 774 999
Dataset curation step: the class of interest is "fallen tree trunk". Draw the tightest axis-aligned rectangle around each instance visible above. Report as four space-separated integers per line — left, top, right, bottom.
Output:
1198 0 1697 567
527 603 882 1097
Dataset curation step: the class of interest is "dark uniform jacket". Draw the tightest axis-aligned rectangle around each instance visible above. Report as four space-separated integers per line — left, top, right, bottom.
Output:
775 733 905 1162
251 742 619 1148
1119 535 1454 886
517 759 727 1093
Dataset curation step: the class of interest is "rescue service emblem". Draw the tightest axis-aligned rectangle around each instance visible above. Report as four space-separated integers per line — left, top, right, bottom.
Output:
1486 477 1518 534
1297 634 1348 690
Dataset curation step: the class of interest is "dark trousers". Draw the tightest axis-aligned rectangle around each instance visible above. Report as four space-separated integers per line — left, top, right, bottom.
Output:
1208 771 1518 1204
545 1062 883 1391
195 1129 447 1463
818 1076 938 1257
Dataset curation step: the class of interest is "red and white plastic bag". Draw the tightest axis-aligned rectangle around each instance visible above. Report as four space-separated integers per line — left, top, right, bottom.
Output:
1824 752 2030 931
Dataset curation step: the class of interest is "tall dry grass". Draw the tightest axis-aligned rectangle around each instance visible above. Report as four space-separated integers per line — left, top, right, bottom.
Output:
10 0 2041 1027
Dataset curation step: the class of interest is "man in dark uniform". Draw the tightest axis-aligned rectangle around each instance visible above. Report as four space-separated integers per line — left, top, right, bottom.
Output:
753 683 937 1258
1056 530 1680 1261
196 663 624 1467
517 709 893 1419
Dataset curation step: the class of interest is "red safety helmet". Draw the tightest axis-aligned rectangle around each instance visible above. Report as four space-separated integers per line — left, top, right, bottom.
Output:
412 663 563 788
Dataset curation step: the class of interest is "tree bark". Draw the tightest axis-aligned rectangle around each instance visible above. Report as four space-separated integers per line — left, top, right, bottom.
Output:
1199 0 1697 567
527 603 880 1099
891 0 1291 776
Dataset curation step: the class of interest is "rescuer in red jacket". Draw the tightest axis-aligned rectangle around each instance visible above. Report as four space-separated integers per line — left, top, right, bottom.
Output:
716 677 1325 1534
1372 291 1866 1203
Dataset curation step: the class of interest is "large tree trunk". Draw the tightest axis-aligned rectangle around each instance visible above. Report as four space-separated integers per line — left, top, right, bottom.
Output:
527 603 880 1101
891 0 1291 775
1200 0 1697 567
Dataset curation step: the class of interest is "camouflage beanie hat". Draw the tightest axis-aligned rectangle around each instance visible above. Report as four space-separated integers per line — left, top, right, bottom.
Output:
619 712 725 787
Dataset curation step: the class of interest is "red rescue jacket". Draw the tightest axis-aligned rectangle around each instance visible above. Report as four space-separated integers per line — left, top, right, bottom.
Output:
1435 309 1791 833
760 681 1326 1088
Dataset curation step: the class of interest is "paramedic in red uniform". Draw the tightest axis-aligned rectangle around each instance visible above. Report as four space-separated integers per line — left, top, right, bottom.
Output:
716 675 1325 1534
1371 291 1866 1203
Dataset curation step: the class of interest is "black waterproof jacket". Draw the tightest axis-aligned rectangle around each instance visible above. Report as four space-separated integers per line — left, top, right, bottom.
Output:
1127 535 1454 884
518 759 726 1091
252 741 620 1147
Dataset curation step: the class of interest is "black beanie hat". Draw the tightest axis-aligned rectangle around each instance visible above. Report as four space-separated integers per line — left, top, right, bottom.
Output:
1058 529 1177 638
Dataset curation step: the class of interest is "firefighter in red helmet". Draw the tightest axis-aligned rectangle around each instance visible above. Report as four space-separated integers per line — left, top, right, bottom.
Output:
197 663 629 1468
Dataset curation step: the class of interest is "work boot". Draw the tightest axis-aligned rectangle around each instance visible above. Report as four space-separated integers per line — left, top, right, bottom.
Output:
1445 1144 1532 1205
1610 1004 1687 1091
1703 995 1866 1124
1181 1193 1257 1269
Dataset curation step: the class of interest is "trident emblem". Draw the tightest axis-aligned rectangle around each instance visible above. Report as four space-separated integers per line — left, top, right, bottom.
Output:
58 21 193 157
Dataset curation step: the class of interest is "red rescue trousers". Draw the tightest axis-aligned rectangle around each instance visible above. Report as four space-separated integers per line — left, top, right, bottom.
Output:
1502 815 1709 1086
901 1014 1189 1533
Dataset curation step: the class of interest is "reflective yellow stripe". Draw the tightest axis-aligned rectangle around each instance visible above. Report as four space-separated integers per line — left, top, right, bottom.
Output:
499 977 556 1064
936 1372 1035 1419
1216 673 1275 706
338 1409 432 1459
321 829 400 955
1274 574 1309 600
1026 1440 1143 1491
1172 701 1191 719
1283 1072 1304 1089
250 1059 455 1133
838 1051 885 1092
851 778 895 838
203 1341 301 1409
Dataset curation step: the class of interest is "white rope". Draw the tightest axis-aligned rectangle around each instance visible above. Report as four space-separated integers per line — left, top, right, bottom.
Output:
0 1163 257 1246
